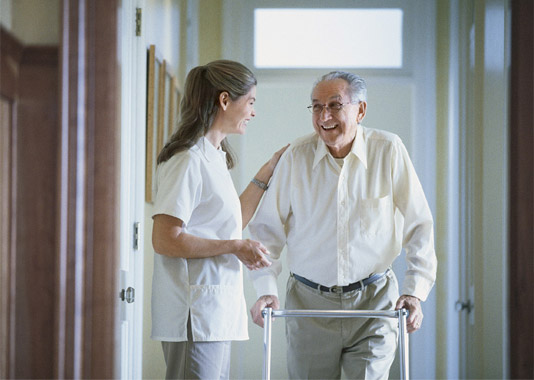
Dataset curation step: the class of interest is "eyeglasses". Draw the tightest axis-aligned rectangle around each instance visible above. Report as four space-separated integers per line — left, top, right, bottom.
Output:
307 101 356 114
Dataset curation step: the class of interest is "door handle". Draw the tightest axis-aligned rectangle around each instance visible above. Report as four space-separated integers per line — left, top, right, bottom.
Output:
119 287 135 303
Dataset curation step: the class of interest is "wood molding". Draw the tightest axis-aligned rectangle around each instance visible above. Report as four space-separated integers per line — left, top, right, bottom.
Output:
0 97 13 380
1 27 60 379
14 45 59 379
509 0 534 378
56 0 119 378
21 46 59 66
0 27 23 100
0 27 20 380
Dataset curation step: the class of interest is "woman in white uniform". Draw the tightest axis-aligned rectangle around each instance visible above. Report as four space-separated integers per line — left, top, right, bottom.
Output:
151 60 287 379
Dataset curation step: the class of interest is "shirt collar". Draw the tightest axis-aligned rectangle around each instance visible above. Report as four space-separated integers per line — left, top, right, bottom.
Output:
312 124 368 169
197 136 226 163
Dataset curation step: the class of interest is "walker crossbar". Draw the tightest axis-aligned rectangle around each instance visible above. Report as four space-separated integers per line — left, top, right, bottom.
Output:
261 308 410 380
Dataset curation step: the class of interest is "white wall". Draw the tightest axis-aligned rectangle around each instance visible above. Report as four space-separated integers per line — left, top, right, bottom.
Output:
0 0 59 44
0 0 12 29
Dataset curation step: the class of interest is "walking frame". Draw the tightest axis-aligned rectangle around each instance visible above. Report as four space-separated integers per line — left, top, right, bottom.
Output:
261 308 410 380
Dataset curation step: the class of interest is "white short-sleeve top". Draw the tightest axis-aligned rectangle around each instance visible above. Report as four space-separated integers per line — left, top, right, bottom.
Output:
151 137 248 342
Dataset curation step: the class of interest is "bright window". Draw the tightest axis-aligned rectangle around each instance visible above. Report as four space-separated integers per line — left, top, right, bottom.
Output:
254 8 403 69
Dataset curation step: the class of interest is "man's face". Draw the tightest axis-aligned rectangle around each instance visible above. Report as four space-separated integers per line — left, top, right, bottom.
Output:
311 79 366 158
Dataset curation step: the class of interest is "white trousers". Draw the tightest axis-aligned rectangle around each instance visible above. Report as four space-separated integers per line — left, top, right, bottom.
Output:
161 317 231 380
285 270 399 380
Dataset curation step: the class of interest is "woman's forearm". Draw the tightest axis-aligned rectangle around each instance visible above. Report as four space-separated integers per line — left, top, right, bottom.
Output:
240 145 289 229
154 230 240 258
152 214 241 258
151 214 271 270
240 163 272 228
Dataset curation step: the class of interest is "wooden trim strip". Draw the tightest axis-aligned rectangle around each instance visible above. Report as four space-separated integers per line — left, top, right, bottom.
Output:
509 0 534 378
56 1 119 378
0 27 23 100
0 98 12 380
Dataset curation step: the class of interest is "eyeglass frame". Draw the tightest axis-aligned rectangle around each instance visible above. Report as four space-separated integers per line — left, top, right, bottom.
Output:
306 101 361 114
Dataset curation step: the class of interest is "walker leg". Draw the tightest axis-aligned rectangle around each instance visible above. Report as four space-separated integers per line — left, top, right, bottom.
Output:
398 309 410 380
262 308 273 380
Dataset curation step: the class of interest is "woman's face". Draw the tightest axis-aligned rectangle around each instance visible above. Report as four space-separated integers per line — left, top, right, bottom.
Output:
222 86 257 135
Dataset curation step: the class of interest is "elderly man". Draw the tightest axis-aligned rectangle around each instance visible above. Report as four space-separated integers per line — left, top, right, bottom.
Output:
248 71 437 379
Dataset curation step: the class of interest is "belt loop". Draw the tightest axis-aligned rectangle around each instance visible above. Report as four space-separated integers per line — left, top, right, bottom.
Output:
359 280 364 290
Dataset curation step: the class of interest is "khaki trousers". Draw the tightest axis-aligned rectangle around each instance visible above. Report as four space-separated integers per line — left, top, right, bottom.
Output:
285 270 399 380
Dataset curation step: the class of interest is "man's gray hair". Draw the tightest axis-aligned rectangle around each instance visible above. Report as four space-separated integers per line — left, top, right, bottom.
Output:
312 71 367 103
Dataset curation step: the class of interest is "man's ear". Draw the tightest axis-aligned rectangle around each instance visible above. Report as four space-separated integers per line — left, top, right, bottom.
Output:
357 101 367 124
219 91 230 110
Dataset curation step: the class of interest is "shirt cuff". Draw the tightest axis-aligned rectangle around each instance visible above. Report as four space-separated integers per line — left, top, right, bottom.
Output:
252 273 279 299
401 274 435 302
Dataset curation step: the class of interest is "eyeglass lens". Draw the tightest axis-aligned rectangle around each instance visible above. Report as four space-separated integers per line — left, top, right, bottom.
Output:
309 102 344 114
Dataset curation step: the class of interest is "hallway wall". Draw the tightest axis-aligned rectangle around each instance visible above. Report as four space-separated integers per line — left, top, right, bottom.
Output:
141 1 182 379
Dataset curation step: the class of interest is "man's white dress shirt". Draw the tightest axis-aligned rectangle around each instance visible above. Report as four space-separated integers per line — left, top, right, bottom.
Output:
249 125 437 302
151 137 248 342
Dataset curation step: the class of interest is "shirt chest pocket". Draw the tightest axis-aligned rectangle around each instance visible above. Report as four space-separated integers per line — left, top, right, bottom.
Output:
358 195 394 238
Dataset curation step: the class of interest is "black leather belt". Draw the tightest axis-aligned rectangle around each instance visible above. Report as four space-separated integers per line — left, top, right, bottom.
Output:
292 271 388 294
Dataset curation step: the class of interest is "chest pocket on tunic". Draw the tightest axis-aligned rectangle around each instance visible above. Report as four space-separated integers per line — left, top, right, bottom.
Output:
359 195 393 238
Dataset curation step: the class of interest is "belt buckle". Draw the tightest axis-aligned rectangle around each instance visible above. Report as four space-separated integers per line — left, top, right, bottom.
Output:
330 285 343 294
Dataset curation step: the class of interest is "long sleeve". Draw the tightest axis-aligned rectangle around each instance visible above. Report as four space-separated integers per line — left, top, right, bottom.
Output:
391 137 437 301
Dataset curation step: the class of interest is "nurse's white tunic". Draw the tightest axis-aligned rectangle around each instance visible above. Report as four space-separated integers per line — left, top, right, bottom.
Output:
151 137 248 342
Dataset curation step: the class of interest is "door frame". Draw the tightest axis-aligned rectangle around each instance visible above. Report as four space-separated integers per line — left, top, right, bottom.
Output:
509 0 534 377
0 26 20 379
448 0 510 377
118 0 147 379
55 1 120 378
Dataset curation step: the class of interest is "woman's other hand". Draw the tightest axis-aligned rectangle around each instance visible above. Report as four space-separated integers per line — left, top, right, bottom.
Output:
254 144 290 183
266 144 290 173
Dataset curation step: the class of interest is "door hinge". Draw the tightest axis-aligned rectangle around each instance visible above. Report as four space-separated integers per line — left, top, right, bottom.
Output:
120 287 135 303
133 222 140 250
455 299 473 313
135 8 142 36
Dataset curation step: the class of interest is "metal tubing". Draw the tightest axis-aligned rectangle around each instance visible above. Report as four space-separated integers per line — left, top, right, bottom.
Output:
398 309 410 380
261 308 409 380
262 307 273 380
271 309 399 319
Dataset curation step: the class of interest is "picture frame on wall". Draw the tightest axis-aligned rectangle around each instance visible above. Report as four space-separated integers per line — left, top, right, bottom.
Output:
145 45 181 203
145 45 156 203
156 59 166 163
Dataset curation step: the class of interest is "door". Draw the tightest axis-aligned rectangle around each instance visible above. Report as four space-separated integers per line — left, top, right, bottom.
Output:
118 1 146 379
456 0 510 377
